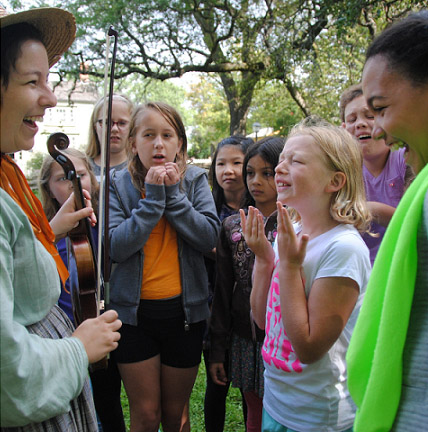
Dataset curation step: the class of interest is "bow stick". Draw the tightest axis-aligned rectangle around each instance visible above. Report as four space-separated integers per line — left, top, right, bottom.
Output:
97 26 118 315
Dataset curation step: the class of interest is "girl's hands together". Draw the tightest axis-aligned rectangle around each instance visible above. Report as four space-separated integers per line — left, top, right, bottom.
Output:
145 166 167 185
145 163 180 186
164 162 180 186
240 206 274 264
276 202 308 270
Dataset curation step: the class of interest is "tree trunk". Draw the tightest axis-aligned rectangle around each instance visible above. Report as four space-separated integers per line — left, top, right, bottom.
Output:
219 71 260 136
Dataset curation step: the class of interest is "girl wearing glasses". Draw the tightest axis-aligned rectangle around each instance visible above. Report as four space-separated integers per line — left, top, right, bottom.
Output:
86 93 134 181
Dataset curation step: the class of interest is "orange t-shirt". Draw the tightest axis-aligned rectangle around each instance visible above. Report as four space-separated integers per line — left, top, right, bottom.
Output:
141 215 182 300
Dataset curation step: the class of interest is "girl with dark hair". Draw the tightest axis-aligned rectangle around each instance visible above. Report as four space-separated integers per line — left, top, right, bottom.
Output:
204 135 252 431
209 136 284 432
208 135 253 217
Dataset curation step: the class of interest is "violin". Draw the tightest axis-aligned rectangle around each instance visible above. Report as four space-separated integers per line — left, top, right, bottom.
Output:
47 132 106 369
46 27 118 371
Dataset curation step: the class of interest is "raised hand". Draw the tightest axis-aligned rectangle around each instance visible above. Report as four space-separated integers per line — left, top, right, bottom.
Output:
276 202 308 271
164 162 180 186
240 206 274 264
145 166 167 185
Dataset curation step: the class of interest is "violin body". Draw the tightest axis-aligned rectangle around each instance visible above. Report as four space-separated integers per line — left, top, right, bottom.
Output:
68 224 98 325
47 132 106 370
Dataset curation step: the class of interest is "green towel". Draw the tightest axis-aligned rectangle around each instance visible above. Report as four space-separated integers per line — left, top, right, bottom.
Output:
347 164 428 432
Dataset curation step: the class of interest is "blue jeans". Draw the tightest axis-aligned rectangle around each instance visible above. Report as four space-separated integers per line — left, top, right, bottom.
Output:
262 408 353 432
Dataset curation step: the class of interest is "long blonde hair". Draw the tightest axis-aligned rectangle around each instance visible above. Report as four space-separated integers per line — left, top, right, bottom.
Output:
85 93 134 159
38 148 99 221
127 101 188 191
286 122 371 233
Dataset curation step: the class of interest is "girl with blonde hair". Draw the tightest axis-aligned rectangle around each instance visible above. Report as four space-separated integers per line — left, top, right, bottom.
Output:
243 121 371 431
86 93 133 180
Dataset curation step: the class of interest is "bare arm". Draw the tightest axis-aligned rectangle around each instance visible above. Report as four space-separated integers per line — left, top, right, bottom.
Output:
276 204 359 364
240 207 275 329
366 201 396 227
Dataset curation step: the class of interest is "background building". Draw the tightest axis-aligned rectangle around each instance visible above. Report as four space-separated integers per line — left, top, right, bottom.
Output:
16 79 99 176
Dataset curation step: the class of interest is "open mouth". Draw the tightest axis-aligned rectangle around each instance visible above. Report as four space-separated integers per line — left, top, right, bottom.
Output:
276 181 290 188
358 134 371 141
23 116 43 126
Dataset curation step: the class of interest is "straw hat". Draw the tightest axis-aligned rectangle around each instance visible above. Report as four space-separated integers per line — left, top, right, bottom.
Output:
0 7 76 67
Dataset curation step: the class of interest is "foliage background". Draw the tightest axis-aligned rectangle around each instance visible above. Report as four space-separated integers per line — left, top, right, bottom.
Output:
9 0 428 161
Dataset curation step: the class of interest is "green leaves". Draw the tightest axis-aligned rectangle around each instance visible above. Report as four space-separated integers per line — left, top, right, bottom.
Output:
52 0 420 138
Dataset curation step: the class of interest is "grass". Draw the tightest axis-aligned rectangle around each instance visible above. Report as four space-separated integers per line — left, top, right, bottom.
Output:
120 362 246 431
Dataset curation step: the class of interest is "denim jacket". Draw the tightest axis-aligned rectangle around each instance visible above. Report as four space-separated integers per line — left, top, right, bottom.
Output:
108 165 220 326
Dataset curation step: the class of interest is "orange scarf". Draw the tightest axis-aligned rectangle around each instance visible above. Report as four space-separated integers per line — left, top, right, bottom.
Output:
0 154 69 285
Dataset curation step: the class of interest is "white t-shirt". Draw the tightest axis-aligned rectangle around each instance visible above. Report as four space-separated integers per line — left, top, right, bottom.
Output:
263 223 371 432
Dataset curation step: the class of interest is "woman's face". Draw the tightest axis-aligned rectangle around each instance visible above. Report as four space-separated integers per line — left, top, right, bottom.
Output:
0 39 57 154
362 55 428 172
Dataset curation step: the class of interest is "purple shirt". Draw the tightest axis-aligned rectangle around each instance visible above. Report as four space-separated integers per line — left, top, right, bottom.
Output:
362 148 407 265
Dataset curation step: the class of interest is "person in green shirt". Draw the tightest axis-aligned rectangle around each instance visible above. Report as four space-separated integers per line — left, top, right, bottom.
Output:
1 7 121 430
347 10 428 432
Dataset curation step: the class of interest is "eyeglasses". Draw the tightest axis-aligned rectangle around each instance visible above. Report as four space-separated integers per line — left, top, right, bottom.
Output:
96 119 130 129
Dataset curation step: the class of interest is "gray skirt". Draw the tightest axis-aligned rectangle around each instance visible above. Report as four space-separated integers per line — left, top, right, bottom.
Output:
1 305 98 432
230 332 265 398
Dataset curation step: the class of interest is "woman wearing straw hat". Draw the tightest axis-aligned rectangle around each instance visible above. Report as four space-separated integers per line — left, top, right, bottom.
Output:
0 6 121 430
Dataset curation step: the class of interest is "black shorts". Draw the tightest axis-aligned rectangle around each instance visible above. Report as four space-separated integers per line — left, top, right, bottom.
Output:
113 299 206 368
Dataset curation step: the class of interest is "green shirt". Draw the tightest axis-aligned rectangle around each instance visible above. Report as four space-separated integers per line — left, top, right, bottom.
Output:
0 189 88 427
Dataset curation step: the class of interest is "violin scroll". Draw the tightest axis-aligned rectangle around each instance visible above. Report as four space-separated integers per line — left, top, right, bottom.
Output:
47 133 86 215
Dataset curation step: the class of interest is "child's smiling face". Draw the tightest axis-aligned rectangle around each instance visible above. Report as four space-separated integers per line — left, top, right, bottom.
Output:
275 134 335 212
342 95 390 163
